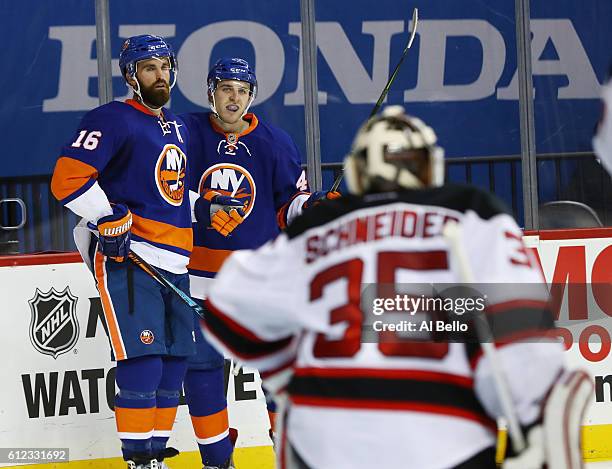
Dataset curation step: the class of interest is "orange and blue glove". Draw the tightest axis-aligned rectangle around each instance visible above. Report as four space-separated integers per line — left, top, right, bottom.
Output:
88 204 132 262
195 191 246 237
302 190 342 210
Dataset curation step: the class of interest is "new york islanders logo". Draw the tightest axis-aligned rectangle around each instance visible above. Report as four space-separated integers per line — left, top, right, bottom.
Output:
140 330 155 345
199 163 256 218
155 144 186 206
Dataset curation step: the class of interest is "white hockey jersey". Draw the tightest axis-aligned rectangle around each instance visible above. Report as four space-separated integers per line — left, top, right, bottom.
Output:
203 184 564 469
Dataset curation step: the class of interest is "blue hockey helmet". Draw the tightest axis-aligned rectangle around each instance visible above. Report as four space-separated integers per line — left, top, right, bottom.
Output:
207 57 257 118
119 34 177 88
207 57 257 98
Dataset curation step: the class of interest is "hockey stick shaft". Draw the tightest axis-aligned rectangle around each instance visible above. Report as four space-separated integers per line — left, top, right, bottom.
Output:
368 7 419 120
330 7 418 192
128 250 205 319
442 221 526 453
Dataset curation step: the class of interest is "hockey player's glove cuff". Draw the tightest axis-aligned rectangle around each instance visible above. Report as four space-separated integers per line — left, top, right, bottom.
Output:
195 191 246 237
87 203 132 262
302 190 341 210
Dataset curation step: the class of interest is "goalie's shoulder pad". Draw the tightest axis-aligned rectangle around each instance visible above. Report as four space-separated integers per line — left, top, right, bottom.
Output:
395 183 512 220
285 183 511 240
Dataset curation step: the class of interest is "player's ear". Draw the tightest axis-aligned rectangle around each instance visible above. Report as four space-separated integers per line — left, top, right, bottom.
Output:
125 73 137 89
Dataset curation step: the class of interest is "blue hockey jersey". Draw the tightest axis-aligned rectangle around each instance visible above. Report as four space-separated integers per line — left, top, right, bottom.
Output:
51 99 193 273
181 112 307 298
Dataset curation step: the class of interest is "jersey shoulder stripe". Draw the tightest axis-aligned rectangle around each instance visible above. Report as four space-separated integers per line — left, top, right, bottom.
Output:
205 298 294 358
288 369 496 430
188 246 233 274
131 213 193 255
51 157 98 202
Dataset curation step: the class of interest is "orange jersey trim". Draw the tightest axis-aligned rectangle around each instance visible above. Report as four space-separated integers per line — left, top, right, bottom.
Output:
115 406 156 433
188 246 233 273
125 98 158 116
209 113 259 139
131 213 193 253
190 408 229 439
155 406 179 432
51 157 99 201
94 252 127 360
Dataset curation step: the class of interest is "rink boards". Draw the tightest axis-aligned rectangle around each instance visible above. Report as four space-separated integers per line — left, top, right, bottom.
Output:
1 227 612 467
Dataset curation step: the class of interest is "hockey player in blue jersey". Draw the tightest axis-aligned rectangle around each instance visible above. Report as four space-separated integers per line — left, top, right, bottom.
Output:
51 35 194 469
172 57 338 468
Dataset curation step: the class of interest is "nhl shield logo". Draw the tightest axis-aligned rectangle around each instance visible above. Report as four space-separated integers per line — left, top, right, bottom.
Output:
28 287 79 359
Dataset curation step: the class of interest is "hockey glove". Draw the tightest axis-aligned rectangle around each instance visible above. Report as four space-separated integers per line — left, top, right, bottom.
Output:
302 190 341 211
195 191 245 237
87 204 132 262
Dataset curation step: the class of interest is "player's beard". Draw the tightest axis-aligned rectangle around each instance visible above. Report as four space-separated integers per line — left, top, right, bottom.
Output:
140 79 170 108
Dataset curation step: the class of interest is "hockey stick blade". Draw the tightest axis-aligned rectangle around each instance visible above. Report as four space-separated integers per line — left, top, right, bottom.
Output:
442 221 526 453
330 7 419 192
128 251 205 320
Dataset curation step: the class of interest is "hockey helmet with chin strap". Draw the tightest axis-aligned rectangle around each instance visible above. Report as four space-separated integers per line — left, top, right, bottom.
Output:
344 105 444 195
119 34 178 90
207 57 257 118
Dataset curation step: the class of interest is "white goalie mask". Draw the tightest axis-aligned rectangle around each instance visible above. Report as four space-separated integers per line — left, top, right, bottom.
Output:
344 106 444 195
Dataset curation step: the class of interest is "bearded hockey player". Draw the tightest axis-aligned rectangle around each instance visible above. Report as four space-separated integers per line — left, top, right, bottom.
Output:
51 35 194 469
201 106 592 468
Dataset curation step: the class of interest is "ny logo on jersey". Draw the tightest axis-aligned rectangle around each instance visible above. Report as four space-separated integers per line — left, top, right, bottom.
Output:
28 287 79 359
217 135 252 157
155 144 187 206
199 163 256 219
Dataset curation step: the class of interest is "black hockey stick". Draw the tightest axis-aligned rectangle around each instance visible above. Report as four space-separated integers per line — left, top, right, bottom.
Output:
128 250 245 376
128 250 205 319
330 7 419 192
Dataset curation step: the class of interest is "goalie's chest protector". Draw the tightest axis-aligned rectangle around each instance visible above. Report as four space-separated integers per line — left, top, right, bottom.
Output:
183 112 300 275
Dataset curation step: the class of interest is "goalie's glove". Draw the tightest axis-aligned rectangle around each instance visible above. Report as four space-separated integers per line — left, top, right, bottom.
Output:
503 370 592 469
87 204 132 262
302 190 341 211
195 191 245 237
